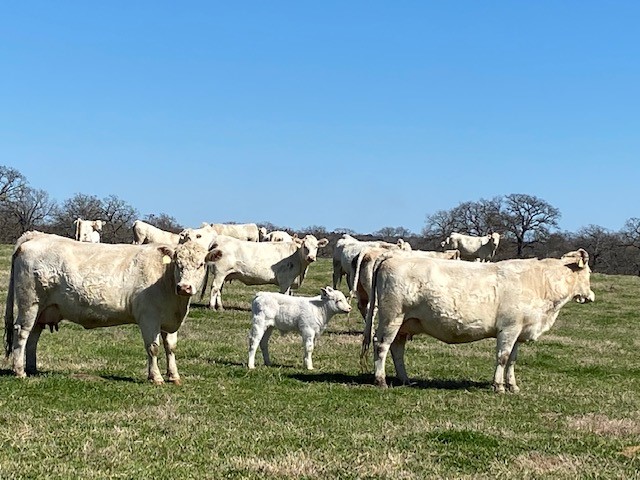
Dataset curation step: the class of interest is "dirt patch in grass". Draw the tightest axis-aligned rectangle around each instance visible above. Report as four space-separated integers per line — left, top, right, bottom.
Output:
567 413 640 436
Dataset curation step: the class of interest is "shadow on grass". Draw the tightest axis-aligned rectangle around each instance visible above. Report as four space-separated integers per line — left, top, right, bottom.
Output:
290 371 492 390
190 304 251 312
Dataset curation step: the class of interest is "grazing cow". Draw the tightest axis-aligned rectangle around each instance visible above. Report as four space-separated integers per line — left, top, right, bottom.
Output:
4 231 214 384
351 248 460 320
206 234 329 310
332 234 411 291
248 286 351 370
261 230 296 242
361 249 594 393
441 232 500 262
74 218 104 243
132 220 180 245
206 223 261 242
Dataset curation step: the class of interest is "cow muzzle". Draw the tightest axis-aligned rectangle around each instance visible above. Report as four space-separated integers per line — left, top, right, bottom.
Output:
575 290 595 303
176 284 194 296
306 255 316 263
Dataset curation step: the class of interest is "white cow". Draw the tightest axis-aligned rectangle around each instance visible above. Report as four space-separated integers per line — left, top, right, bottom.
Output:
361 249 595 393
441 232 500 262
206 234 329 310
74 218 104 243
132 220 181 245
261 230 296 242
332 234 412 291
248 286 352 370
4 231 214 384
178 224 219 249
206 223 261 242
351 248 460 320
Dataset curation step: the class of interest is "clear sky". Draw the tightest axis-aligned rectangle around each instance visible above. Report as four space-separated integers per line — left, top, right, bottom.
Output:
3 2 639 235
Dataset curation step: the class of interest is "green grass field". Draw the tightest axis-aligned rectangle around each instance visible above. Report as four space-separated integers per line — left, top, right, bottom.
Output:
0 244 639 479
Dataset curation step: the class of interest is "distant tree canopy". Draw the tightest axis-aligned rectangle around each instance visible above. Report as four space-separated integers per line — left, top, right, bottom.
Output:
2 166 640 275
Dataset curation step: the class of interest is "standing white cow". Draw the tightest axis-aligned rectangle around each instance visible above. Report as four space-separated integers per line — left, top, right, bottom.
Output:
132 220 181 245
362 249 594 393
206 223 261 242
4 231 213 384
74 218 104 243
261 230 296 242
332 234 412 291
441 232 500 262
248 287 352 370
206 234 329 310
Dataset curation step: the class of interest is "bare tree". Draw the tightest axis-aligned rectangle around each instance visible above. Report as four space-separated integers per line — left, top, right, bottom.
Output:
373 226 412 238
51 193 104 237
0 166 28 202
0 187 56 241
102 195 139 243
143 213 183 233
502 193 560 257
423 209 459 240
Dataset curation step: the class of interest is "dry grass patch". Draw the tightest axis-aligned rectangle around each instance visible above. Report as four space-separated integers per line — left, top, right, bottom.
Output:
567 413 640 436
507 452 582 477
231 451 324 478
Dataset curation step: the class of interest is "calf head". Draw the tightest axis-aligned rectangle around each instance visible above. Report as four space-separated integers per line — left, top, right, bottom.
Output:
159 241 210 296
320 286 352 314
561 248 595 304
295 235 329 263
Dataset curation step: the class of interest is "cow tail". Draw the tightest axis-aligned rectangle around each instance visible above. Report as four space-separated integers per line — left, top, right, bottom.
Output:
4 249 16 357
359 255 383 371
350 251 366 301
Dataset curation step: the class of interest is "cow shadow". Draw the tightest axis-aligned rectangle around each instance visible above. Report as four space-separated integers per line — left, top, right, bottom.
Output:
289 371 492 391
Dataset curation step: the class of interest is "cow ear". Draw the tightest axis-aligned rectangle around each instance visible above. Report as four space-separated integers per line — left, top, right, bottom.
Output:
158 246 175 264
293 237 303 246
562 249 589 269
318 238 329 248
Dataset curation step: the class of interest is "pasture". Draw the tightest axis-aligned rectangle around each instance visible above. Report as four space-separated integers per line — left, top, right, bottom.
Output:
0 243 639 479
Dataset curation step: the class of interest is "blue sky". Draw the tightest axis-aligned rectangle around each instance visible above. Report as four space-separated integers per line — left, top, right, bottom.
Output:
3 2 639 234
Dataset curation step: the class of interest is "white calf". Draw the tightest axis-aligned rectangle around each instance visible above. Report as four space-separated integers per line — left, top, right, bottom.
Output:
248 287 351 370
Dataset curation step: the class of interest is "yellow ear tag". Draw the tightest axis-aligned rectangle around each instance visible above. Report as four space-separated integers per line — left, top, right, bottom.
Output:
162 255 172 264
577 258 585 268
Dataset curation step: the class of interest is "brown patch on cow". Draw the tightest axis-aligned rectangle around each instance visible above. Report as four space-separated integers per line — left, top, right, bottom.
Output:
567 413 640 436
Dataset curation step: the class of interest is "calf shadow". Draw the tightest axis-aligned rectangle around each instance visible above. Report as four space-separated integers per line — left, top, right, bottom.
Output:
290 371 492 391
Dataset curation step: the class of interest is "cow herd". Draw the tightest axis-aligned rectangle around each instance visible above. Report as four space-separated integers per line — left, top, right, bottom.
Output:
3 219 595 393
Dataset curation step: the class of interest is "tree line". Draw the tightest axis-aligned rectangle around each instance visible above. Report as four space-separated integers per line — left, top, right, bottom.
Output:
3 165 640 275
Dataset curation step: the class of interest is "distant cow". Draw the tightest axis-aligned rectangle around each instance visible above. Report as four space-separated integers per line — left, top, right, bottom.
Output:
132 220 180 245
4 231 214 383
361 249 595 393
248 286 351 370
206 234 329 310
206 223 261 242
332 234 411 290
74 218 104 243
179 224 219 249
261 230 296 242
441 232 500 262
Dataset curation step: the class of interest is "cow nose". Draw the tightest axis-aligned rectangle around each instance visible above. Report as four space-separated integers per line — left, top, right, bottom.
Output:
177 284 193 296
306 255 316 262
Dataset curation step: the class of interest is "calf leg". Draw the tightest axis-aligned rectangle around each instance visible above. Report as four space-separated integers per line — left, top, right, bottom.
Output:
248 322 267 369
259 326 274 367
389 333 411 385
161 331 181 385
139 322 164 384
493 330 519 393
302 331 316 370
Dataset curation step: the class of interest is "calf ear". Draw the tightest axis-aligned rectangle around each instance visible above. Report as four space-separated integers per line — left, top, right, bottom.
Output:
318 238 329 248
320 287 330 297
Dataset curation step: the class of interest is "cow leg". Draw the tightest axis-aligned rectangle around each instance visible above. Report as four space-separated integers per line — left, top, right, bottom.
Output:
248 323 267 369
139 322 164 384
259 326 274 367
161 331 181 385
493 331 519 393
25 323 45 375
208 278 225 310
505 343 520 393
373 317 404 388
11 304 39 378
390 333 411 385
301 330 315 370
332 261 342 289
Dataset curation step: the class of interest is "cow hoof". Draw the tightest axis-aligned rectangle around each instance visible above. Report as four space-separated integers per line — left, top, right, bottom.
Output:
169 377 182 386
14 372 27 379
507 384 520 394
493 383 506 394
150 378 165 386
374 377 388 388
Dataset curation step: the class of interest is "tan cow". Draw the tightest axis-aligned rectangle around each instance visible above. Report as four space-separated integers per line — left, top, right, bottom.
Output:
206 223 261 242
132 220 180 245
4 231 214 384
441 232 500 262
332 234 412 291
351 248 460 320
361 250 594 393
206 234 329 310
74 218 104 243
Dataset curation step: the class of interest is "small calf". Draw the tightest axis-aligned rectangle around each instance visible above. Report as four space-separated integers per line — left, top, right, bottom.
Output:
248 287 352 370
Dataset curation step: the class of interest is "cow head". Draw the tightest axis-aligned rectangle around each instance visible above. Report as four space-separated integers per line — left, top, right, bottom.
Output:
295 235 329 263
159 242 210 296
179 226 218 249
561 248 595 304
397 239 412 251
